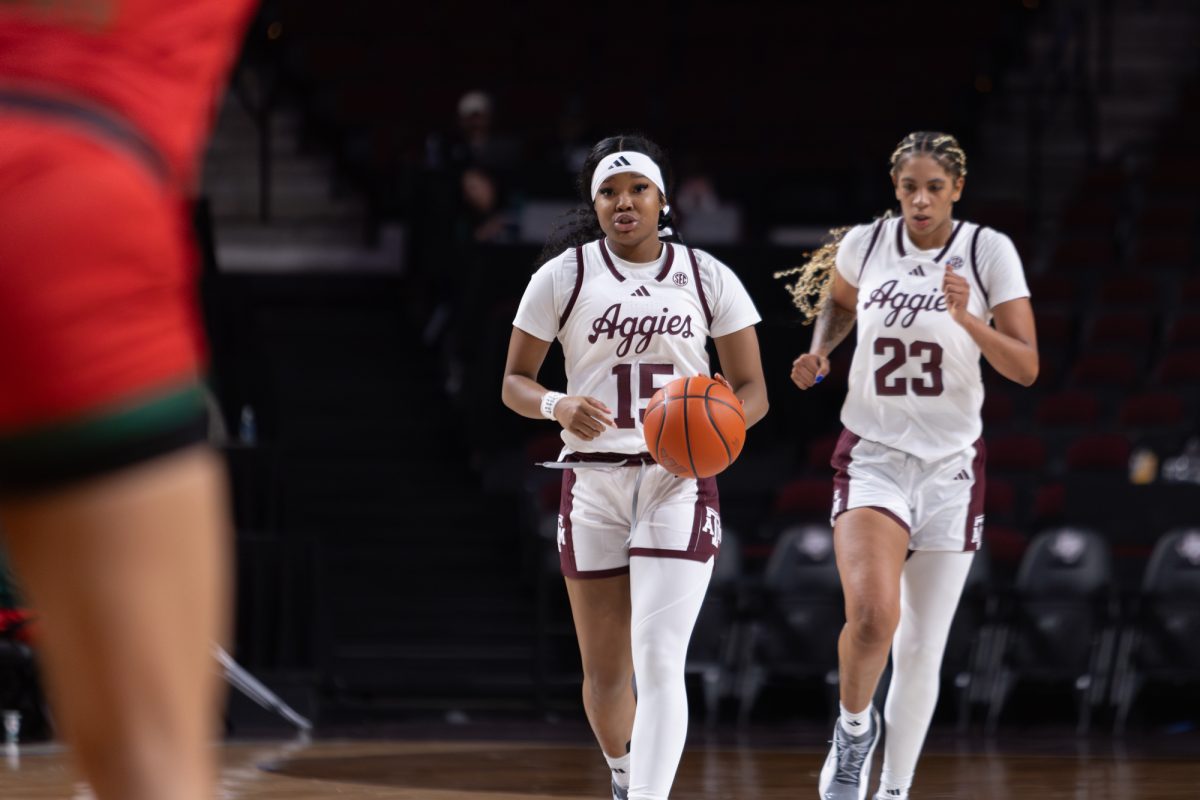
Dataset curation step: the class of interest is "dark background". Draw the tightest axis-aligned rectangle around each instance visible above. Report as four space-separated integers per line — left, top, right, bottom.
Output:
193 0 1200 736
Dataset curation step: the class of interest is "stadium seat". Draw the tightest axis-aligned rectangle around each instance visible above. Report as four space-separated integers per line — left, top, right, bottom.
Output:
1065 433 1132 472
1110 529 1200 731
983 528 1117 733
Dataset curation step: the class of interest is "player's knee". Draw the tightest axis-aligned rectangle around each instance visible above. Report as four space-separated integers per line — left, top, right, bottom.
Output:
582 665 633 703
892 633 946 674
631 636 686 692
846 601 900 649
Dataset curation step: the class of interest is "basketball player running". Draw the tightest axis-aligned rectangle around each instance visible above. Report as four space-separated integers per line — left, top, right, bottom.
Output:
0 2 254 798
503 135 768 800
783 132 1037 800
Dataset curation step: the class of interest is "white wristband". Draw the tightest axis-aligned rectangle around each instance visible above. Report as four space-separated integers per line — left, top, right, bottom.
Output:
540 391 567 420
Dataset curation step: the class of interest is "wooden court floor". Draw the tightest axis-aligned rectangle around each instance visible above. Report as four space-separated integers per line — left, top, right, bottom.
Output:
0 737 1197 798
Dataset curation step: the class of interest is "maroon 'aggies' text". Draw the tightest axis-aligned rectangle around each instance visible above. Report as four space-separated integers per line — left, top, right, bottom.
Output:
587 303 695 357
862 279 949 328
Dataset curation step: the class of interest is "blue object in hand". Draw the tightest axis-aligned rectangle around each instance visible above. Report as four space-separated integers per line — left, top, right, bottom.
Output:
814 374 825 384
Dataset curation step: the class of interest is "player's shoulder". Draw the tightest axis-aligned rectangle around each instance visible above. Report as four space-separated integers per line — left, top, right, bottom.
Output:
534 243 588 278
963 221 1019 259
679 244 736 277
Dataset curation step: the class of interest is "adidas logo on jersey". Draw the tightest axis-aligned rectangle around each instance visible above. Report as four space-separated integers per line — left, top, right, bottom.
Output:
953 469 971 481
608 155 632 170
908 265 927 277
630 286 651 297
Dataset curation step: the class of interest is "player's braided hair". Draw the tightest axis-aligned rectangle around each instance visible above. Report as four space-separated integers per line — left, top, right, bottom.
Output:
890 130 967 179
776 132 967 324
773 218 888 325
537 134 679 265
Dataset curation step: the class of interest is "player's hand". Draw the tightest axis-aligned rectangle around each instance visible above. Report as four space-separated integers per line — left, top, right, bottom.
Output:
554 396 615 440
943 263 973 326
791 353 830 390
711 372 744 406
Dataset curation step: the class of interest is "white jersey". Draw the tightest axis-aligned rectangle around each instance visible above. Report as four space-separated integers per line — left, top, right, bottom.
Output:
513 238 761 454
836 217 1030 461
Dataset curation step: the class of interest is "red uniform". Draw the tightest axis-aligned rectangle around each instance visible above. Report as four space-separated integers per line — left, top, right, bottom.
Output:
0 0 255 489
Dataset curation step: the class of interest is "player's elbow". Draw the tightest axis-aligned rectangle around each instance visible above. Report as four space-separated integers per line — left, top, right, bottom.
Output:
1015 355 1039 387
500 374 518 411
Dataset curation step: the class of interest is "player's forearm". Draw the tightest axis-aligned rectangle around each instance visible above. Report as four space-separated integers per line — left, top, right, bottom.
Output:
502 374 556 420
961 315 1039 387
729 377 768 429
810 301 857 357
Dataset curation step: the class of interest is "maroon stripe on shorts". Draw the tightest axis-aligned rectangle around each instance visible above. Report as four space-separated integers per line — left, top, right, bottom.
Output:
628 476 720 563
562 451 655 465
830 428 860 522
829 429 912 533
686 248 714 326
558 245 586 330
557 468 630 580
963 437 987 552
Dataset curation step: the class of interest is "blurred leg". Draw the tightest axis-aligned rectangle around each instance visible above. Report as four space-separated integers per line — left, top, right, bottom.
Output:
1 445 230 800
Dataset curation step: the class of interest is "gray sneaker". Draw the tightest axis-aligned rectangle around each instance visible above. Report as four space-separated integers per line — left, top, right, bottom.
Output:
611 776 628 800
818 706 881 800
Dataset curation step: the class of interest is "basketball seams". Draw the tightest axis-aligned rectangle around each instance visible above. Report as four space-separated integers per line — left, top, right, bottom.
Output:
703 381 733 468
642 376 745 479
681 377 699 479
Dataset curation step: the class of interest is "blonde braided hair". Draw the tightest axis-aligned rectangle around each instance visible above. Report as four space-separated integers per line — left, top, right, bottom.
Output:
774 226 854 325
777 132 967 324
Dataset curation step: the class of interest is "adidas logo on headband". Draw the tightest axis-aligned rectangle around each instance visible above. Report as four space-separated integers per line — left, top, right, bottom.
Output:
590 151 667 200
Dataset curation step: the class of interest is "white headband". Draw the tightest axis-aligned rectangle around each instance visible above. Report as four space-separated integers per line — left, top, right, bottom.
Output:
589 151 667 202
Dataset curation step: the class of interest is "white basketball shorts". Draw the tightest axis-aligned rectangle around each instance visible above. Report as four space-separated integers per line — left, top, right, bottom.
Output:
830 429 986 552
554 452 721 578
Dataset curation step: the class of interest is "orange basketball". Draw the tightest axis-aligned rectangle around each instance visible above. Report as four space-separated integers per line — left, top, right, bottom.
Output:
643 376 746 479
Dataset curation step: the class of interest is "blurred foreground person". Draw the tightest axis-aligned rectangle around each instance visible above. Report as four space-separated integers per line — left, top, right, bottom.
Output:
0 1 255 798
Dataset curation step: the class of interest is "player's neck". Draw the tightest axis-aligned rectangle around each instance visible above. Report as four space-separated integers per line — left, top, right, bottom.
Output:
606 236 663 264
904 217 954 252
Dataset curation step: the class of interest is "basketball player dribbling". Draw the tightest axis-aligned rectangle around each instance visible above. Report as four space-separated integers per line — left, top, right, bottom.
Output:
0 2 254 799
783 132 1038 800
502 135 768 800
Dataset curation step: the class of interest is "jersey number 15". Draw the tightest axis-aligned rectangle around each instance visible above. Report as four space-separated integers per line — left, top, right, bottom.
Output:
611 363 674 428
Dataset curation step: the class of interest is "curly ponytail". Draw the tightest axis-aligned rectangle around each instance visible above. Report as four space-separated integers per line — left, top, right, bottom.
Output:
775 211 894 325
537 133 678 265
773 227 854 325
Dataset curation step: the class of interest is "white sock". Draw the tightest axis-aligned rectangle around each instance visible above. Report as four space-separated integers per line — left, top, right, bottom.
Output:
877 788 909 800
839 702 873 736
626 556 714 800
605 751 630 790
879 550 974 796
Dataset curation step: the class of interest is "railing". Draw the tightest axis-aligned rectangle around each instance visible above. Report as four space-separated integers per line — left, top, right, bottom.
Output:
227 3 285 223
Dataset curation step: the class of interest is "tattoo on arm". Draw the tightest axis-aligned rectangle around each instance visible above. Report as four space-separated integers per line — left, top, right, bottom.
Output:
811 303 857 357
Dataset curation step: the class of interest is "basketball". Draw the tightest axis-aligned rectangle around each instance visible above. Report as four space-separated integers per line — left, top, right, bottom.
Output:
643 376 746 479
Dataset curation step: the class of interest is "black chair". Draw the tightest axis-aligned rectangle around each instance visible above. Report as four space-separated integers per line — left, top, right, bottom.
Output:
736 521 843 723
982 527 1117 733
685 528 745 725
1110 528 1200 732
